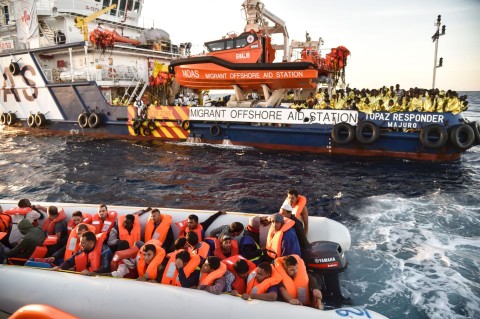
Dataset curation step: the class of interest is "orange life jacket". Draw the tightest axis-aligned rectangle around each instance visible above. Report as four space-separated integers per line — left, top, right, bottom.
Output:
189 241 210 259
144 213 172 243
3 207 32 216
111 244 139 271
222 255 256 294
266 218 295 259
64 224 97 260
161 251 200 286
199 261 227 286
246 265 282 294
118 214 141 247
207 237 239 260
67 213 92 234
292 195 307 219
176 219 203 241
91 211 117 234
137 239 166 280
74 232 107 272
42 208 67 235
274 254 310 305
0 212 12 233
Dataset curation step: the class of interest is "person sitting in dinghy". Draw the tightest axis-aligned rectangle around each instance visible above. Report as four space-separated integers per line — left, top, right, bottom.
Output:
241 262 282 302
197 256 234 295
53 231 112 275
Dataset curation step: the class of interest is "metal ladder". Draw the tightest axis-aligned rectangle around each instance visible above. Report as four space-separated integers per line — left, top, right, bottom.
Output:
38 20 55 44
122 79 148 106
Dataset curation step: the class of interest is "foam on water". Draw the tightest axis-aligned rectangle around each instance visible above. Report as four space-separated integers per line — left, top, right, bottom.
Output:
346 192 480 319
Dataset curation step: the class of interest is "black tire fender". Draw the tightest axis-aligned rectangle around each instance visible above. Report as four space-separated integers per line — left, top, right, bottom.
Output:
0 113 6 125
27 114 36 127
88 113 101 128
331 123 356 145
356 121 380 144
420 124 448 148
449 124 475 149
142 127 151 136
181 120 190 131
35 113 46 127
78 113 89 128
6 112 17 126
132 119 142 130
147 120 156 131
210 124 221 137
9 62 20 76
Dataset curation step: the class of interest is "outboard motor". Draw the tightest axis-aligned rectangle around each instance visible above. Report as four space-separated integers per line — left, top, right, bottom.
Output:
303 241 348 302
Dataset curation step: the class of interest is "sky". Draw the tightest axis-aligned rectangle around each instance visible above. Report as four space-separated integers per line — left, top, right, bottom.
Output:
141 0 480 91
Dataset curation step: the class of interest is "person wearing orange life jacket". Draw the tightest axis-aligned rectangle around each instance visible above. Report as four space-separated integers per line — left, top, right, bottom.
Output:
5 198 46 247
54 231 112 275
285 189 309 235
42 206 68 257
0 205 12 247
108 214 141 249
44 223 94 265
274 255 323 310
91 204 117 236
142 208 174 253
186 231 211 265
266 213 301 261
279 202 309 252
222 255 257 295
206 234 239 260
198 256 234 294
137 241 166 282
67 211 92 234
161 249 201 288
177 211 225 241
242 262 282 302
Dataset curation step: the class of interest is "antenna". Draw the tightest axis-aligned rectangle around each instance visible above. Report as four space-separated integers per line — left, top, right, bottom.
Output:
431 15 446 89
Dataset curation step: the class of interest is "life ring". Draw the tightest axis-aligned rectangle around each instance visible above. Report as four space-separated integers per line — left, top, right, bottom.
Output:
0 113 7 125
419 124 448 148
331 123 355 145
35 113 46 127
9 62 20 76
6 112 17 126
77 113 89 128
88 113 101 128
132 119 142 130
210 124 221 137
147 120 156 131
181 120 190 131
108 68 117 79
142 127 151 136
27 114 36 127
449 124 475 149
355 121 380 144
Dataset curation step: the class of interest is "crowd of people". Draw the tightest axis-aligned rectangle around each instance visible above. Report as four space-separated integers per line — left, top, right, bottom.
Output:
0 189 324 309
288 85 469 114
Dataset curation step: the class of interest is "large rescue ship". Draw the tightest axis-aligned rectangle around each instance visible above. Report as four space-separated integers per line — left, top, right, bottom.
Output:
0 0 478 161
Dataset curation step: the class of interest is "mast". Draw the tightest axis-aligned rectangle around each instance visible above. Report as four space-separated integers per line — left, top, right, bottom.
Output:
431 15 446 89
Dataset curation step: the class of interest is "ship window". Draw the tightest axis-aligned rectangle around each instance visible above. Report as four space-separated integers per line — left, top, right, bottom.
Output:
127 0 133 11
110 0 118 16
119 0 127 12
235 37 247 48
133 1 140 12
103 0 110 8
226 39 233 50
206 41 225 52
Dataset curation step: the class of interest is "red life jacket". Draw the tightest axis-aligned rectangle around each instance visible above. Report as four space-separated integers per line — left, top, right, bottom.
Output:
74 232 107 272
207 237 239 260
3 207 32 216
42 208 67 235
118 214 141 247
222 255 256 294
91 211 117 234
111 244 139 272
67 213 92 234
176 219 203 241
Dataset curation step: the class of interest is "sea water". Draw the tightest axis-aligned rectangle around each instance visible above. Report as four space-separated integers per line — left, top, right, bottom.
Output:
1 92 479 319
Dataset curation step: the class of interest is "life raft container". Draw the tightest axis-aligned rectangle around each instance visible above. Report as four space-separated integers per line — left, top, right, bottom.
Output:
420 124 448 148
356 121 380 144
449 124 475 149
331 123 355 144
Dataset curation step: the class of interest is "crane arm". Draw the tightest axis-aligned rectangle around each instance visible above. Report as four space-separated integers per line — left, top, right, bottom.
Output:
75 4 117 41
